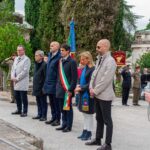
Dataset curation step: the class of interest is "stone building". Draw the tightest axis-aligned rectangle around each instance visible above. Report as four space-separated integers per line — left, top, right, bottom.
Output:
13 12 33 41
131 30 150 65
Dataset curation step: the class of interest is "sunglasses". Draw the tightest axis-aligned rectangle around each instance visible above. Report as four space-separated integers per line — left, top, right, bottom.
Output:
96 46 101 49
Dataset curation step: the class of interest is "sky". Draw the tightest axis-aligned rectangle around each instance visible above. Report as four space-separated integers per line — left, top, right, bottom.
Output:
15 0 150 30
127 0 150 29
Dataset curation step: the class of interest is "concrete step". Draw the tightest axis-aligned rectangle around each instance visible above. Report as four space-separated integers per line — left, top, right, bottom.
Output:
0 120 43 150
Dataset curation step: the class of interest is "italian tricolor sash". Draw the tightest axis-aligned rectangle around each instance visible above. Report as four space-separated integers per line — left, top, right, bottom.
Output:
59 59 71 111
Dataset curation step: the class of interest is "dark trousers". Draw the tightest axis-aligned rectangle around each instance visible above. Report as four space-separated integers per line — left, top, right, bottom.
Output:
48 94 60 121
14 90 28 113
36 95 47 118
95 99 113 144
59 98 73 128
122 87 130 105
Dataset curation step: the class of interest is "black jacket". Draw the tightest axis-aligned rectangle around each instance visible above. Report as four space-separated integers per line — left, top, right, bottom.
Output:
56 56 78 99
141 74 150 86
33 61 46 96
78 66 95 114
121 69 131 88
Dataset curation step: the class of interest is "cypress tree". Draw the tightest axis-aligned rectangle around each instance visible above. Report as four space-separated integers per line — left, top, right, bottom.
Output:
10 0 15 11
36 0 64 51
112 0 124 50
25 0 40 28
112 0 140 51
25 0 40 52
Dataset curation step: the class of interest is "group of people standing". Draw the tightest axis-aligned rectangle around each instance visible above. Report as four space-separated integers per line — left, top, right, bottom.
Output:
9 39 116 150
121 65 150 106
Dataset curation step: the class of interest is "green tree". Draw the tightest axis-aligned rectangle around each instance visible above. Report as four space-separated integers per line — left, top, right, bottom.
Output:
9 0 15 11
0 24 32 63
60 0 119 55
25 0 41 52
137 52 150 69
112 0 140 51
146 21 150 30
0 0 14 25
36 0 64 51
25 0 40 28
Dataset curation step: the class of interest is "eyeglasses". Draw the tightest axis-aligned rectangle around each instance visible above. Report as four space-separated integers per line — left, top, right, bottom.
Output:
60 49 66 52
17 49 24 51
96 46 101 49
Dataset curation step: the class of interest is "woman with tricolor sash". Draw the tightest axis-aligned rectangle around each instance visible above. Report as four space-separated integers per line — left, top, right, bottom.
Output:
56 44 78 132
75 51 95 141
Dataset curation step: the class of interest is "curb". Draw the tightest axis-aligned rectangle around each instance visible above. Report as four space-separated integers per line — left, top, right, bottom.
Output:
0 92 36 105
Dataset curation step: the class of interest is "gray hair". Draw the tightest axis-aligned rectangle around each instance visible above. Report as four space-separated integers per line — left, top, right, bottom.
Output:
17 45 25 50
35 50 44 57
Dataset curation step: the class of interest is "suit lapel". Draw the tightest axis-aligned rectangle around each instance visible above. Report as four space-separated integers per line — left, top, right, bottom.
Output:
93 52 109 79
62 56 71 64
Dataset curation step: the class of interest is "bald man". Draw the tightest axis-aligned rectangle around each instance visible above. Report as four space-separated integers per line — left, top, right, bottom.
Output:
86 39 117 150
43 41 61 126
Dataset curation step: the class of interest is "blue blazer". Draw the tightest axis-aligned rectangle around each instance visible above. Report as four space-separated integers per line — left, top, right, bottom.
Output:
43 51 61 94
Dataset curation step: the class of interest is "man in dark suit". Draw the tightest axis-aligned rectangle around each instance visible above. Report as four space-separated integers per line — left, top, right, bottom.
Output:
32 50 47 121
121 65 132 106
56 44 78 132
43 41 61 126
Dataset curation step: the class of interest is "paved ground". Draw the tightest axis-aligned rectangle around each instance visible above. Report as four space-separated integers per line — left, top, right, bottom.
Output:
0 120 43 150
0 93 150 150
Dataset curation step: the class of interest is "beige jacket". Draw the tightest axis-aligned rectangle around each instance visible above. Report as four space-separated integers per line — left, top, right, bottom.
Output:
90 52 117 101
11 55 31 91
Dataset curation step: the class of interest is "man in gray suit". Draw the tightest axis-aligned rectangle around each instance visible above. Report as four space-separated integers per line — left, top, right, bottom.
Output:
86 39 116 150
11 45 31 117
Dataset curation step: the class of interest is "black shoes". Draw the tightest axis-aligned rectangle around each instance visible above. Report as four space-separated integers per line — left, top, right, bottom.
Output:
56 126 71 132
133 104 140 106
39 117 47 121
123 104 129 106
85 139 101 146
32 116 41 119
62 127 71 132
20 113 27 117
12 111 27 117
97 144 112 150
11 110 21 115
51 120 60 126
56 126 66 131
32 116 46 121
45 119 55 125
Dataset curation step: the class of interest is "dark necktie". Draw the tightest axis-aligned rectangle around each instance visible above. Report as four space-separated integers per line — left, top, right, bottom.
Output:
98 57 102 66
17 57 21 64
